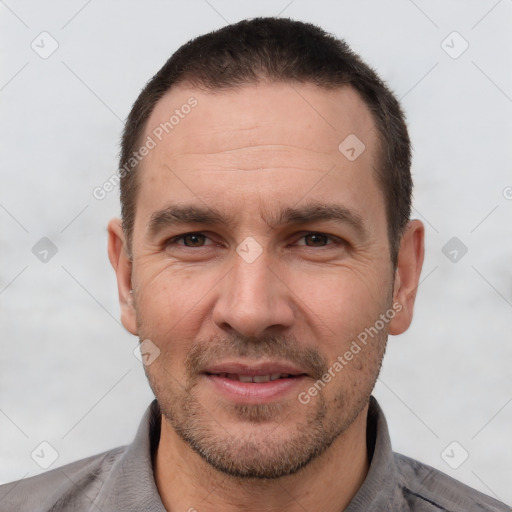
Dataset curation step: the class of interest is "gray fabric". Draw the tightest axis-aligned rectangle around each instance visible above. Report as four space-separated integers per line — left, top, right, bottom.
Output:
0 397 509 511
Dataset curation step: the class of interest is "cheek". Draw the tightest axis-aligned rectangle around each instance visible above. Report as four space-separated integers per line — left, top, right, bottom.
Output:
292 267 389 341
292 267 390 398
134 265 212 341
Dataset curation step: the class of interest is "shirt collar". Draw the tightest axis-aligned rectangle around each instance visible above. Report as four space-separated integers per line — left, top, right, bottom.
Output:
94 400 166 511
345 396 403 511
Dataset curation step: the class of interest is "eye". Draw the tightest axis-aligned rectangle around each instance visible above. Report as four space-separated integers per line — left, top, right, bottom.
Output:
166 232 213 248
295 232 343 247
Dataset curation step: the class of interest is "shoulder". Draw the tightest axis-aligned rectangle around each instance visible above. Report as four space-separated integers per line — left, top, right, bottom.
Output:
394 452 510 511
0 446 126 512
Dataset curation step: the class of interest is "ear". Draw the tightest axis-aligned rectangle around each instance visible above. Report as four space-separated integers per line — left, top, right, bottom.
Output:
107 218 138 335
388 219 425 335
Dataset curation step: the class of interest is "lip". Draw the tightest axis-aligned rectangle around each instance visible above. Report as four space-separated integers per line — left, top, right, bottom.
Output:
202 360 308 404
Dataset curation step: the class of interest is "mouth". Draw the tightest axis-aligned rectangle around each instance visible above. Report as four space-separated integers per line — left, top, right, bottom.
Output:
206 372 304 383
202 361 309 403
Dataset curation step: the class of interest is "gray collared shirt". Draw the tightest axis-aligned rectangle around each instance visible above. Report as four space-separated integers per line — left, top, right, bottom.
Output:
0 397 509 511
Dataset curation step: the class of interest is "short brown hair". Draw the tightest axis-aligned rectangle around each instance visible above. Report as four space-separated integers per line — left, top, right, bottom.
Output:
119 17 412 267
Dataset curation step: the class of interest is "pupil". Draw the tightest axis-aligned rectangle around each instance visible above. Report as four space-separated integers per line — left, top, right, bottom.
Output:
307 234 326 246
185 234 204 246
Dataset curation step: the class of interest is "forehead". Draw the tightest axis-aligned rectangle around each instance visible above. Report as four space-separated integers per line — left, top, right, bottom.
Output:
135 81 385 236
143 81 378 166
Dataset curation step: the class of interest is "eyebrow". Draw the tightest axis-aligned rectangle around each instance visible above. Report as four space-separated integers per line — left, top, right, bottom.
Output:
148 205 237 238
270 204 367 237
147 202 367 239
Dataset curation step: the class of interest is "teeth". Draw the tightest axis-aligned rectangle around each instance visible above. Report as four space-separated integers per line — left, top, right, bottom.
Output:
216 373 293 382
252 375 270 383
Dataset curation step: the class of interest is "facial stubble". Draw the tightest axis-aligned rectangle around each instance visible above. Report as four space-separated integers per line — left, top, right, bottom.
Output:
138 324 388 480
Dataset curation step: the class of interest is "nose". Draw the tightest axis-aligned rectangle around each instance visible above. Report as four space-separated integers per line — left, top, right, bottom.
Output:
211 251 295 338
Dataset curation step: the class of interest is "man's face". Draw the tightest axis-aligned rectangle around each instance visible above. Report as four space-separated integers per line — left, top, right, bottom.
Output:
119 82 398 478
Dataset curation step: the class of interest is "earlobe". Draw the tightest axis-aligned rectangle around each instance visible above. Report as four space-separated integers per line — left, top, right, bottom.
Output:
107 218 138 335
388 220 425 336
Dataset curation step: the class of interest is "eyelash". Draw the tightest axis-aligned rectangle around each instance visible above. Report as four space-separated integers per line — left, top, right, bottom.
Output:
165 232 344 249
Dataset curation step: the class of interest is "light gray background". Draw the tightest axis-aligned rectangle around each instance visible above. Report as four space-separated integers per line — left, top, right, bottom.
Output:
1 0 511 505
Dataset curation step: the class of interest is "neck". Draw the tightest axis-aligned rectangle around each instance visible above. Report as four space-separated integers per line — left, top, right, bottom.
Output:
154 404 370 512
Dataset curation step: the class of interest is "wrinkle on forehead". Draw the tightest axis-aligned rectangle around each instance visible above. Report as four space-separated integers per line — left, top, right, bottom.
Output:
143 81 378 165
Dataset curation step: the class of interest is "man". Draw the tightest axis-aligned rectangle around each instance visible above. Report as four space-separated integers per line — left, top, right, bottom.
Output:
1 16 508 512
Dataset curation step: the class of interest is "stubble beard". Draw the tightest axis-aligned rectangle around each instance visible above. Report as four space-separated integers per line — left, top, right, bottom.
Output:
139 328 387 480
